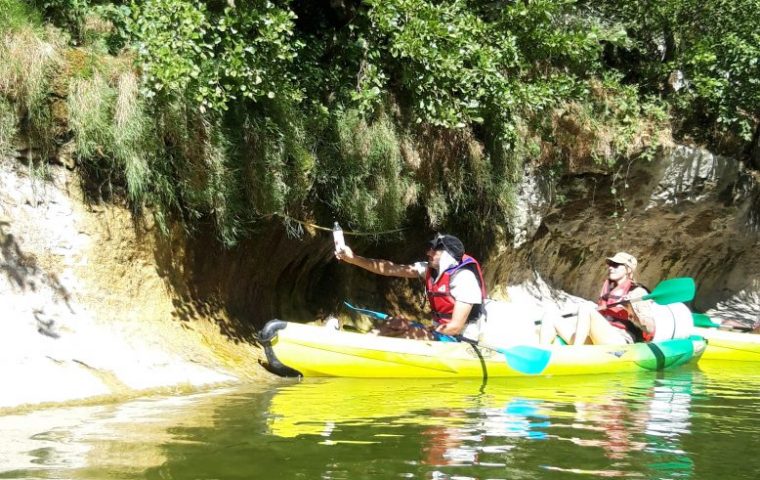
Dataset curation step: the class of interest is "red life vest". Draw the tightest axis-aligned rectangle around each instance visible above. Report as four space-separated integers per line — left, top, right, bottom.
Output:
425 255 487 324
598 279 653 342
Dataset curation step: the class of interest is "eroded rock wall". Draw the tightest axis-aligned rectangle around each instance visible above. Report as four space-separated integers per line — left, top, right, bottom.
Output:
0 158 263 410
487 145 760 327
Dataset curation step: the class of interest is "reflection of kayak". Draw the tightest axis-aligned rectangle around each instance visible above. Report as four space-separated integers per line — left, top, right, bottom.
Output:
694 327 760 362
259 320 706 378
695 360 760 400
266 373 662 438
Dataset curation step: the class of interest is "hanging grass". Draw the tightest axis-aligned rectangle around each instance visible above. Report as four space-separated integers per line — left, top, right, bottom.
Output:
0 99 16 157
0 24 63 161
0 0 43 33
317 108 413 232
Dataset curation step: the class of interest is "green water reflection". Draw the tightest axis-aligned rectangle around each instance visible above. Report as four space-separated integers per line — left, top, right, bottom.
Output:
1 362 759 479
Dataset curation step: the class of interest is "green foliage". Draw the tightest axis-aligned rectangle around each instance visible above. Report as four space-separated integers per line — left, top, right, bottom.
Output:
496 0 628 74
8 0 759 247
0 0 43 31
0 21 65 161
32 0 91 37
67 70 162 209
357 0 631 136
318 109 412 231
363 0 518 129
590 0 760 142
124 0 301 114
233 100 316 219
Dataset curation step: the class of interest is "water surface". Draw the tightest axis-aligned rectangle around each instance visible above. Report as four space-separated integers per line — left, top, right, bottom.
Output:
1 361 758 479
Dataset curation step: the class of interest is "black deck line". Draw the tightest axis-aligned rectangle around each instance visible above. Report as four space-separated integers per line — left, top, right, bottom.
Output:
646 342 667 370
259 319 303 378
471 344 488 383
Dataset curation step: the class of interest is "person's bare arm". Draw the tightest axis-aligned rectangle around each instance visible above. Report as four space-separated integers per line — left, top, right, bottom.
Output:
435 301 473 336
627 287 656 333
336 246 419 278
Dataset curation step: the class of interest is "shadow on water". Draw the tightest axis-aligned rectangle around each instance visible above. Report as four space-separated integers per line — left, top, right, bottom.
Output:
2 364 760 479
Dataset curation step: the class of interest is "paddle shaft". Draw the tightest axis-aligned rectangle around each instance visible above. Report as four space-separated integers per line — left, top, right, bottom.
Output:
561 277 695 318
561 297 642 318
343 301 390 320
344 301 457 337
456 335 505 353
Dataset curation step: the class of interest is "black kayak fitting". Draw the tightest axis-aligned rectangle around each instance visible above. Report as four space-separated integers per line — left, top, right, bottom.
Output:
259 319 303 378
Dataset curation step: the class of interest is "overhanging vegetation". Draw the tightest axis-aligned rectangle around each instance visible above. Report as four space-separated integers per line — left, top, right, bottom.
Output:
1 0 757 245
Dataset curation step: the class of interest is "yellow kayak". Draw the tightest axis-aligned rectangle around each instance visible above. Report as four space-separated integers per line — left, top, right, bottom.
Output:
259 320 706 378
694 327 760 362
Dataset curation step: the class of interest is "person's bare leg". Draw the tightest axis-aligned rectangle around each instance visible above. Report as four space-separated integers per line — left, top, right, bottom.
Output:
540 316 579 345
539 317 557 345
556 316 580 345
587 310 629 345
573 306 594 345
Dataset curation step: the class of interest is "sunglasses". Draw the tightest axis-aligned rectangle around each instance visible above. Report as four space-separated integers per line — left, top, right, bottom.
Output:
606 261 625 268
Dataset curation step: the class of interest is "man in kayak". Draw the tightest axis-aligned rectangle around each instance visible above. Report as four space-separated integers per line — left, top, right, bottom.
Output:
336 234 486 339
539 252 656 345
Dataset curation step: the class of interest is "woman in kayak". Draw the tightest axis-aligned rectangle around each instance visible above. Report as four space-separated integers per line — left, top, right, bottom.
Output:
539 252 656 345
336 234 486 339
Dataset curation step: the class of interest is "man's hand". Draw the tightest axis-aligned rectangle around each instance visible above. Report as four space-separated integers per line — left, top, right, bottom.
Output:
434 301 473 336
335 245 355 263
435 322 462 336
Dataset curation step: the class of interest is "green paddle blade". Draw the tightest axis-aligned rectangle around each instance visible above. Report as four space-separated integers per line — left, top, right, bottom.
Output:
643 277 695 305
693 313 720 328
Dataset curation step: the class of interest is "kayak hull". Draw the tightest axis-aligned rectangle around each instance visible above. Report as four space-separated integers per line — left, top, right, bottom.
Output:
260 320 706 378
695 327 760 362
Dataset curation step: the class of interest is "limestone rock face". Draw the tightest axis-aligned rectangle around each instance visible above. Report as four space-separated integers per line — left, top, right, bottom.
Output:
486 145 759 329
0 159 261 410
508 167 552 248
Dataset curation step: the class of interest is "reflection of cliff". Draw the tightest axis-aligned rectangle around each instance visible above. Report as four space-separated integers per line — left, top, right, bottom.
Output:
0 388 239 477
536 371 698 478
644 376 695 478
420 398 551 468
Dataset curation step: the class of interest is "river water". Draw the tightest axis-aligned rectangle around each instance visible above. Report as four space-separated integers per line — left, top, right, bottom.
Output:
1 361 758 479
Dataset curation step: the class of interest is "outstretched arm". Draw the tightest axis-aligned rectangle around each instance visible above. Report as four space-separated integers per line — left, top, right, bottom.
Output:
336 246 420 279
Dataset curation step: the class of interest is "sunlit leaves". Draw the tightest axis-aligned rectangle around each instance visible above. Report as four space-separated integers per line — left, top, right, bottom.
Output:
125 1 300 114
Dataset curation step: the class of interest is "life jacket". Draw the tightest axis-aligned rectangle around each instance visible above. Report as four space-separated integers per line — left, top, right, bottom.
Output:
425 254 487 325
598 279 653 342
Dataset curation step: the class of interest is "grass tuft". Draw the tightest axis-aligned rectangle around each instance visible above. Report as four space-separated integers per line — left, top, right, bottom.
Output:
322 109 411 232
0 0 43 33
0 99 16 157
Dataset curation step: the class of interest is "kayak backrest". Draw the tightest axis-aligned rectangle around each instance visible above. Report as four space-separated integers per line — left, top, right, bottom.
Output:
650 302 694 341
